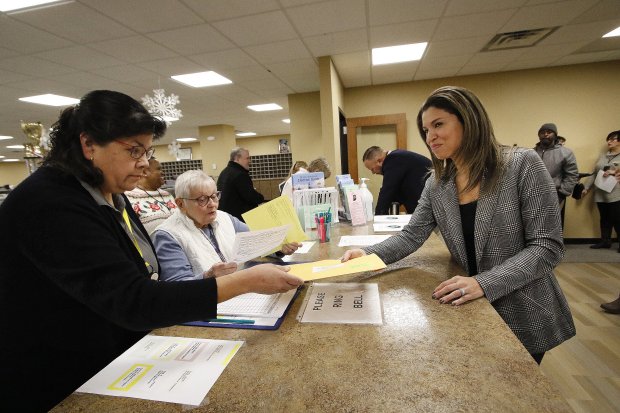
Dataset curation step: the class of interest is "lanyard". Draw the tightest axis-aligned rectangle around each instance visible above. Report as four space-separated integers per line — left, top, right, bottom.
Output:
122 208 151 270
204 225 227 262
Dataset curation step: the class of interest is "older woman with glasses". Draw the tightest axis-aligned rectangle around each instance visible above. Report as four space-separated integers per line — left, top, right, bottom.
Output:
0 90 303 412
154 169 301 282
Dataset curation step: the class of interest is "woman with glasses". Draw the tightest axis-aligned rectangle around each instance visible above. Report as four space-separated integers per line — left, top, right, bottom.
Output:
154 169 301 281
0 90 303 412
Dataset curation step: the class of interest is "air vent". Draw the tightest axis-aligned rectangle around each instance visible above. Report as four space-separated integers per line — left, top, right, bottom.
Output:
482 27 559 51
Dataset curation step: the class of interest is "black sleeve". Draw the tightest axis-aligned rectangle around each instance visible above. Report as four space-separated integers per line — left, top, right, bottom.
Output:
375 164 405 215
22 193 218 331
234 173 265 205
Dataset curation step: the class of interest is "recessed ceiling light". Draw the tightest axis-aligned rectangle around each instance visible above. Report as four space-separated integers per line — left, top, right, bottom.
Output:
2 159 21 162
0 0 64 12
282 119 290 124
7 145 25 149
0 155 4 159
0 136 14 140
19 94 79 107
176 137 197 142
372 42 428 66
247 103 282 112
603 26 620 38
236 132 256 137
171 71 232 87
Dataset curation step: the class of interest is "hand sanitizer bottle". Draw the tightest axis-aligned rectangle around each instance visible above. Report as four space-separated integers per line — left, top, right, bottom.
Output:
359 178 374 222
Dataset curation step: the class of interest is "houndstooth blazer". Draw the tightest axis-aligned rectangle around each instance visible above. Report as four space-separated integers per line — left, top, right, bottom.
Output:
366 147 576 354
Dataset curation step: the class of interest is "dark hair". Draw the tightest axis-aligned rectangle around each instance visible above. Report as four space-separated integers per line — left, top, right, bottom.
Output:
44 90 167 186
362 146 384 161
416 86 505 193
606 130 620 141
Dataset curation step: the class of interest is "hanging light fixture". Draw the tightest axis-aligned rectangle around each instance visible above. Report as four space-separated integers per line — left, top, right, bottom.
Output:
141 89 183 126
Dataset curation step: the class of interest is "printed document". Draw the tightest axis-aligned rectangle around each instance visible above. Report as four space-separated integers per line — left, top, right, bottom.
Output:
77 335 242 406
374 214 411 223
232 225 289 262
594 170 618 193
242 196 307 243
298 283 383 325
338 235 391 246
373 223 405 232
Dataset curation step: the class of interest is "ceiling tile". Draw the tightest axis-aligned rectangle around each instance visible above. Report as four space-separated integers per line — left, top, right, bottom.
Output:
368 0 447 24
303 29 368 57
136 57 206 77
573 0 620 24
182 0 279 21
266 58 319 78
147 24 235 55
81 0 203 33
445 0 528 16
501 0 599 32
0 69 31 84
89 36 178 63
0 17 71 53
414 68 460 80
0 56 76 77
244 39 312 64
34 46 125 71
286 0 366 36
92 65 159 83
418 54 471 71
9 2 134 43
542 19 620 45
371 61 417 85
370 19 438 48
211 11 297 46
433 9 516 41
189 49 258 70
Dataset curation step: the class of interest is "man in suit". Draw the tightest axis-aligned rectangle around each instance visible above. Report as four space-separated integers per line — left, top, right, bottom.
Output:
217 147 264 221
362 146 431 215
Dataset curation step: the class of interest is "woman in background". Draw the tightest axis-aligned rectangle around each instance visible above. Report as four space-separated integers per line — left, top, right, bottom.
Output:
0 90 303 411
343 86 575 363
581 130 620 251
125 157 177 234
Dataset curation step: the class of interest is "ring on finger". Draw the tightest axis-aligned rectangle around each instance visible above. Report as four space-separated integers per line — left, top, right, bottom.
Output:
459 288 465 297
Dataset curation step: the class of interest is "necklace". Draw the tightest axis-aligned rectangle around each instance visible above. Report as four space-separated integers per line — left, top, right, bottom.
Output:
137 186 171 211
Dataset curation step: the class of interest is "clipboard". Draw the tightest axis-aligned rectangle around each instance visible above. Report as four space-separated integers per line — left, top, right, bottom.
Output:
183 287 302 330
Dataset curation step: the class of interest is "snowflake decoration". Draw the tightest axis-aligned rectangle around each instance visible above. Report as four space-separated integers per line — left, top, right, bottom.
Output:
142 89 183 126
168 141 180 159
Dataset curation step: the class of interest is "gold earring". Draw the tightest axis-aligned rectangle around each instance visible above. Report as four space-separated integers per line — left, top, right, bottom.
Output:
90 155 94 161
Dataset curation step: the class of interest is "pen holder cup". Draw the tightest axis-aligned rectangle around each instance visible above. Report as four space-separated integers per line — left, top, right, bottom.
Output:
314 213 332 243
320 222 331 243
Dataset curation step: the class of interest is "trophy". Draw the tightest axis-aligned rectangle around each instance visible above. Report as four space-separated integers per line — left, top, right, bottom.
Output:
20 121 45 175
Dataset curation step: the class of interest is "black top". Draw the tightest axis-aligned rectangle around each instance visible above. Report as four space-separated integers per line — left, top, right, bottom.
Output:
217 161 265 221
375 149 432 215
459 200 478 276
0 167 218 411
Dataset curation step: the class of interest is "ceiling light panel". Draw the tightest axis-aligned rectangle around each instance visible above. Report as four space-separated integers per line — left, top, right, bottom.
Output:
171 71 232 87
372 42 428 66
603 26 620 38
18 94 79 106
247 103 282 112
0 0 63 12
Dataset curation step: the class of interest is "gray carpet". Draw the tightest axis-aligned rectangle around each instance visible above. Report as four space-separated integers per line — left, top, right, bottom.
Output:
562 243 620 263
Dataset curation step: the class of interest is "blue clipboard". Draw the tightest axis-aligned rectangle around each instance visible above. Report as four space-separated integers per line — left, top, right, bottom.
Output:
183 287 302 330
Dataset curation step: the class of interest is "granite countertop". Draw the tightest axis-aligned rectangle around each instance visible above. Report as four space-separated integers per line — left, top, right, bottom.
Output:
53 228 571 412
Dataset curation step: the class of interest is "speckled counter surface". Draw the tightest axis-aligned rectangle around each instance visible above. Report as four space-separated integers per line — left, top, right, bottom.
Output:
52 226 571 412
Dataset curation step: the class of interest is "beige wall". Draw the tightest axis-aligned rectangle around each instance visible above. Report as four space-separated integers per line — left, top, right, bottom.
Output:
235 134 290 156
339 60 620 238
0 162 28 186
288 91 322 164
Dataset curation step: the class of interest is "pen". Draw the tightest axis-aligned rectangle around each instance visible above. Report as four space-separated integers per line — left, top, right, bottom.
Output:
205 318 256 324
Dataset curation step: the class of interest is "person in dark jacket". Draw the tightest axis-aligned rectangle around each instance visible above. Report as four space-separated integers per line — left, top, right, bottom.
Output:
0 90 302 412
362 146 431 214
217 147 265 221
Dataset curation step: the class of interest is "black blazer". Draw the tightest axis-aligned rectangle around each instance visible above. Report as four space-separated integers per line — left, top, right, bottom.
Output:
217 161 264 221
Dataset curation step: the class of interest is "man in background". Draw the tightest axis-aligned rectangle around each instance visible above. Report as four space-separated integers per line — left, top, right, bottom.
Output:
362 146 431 215
533 123 579 211
217 147 264 221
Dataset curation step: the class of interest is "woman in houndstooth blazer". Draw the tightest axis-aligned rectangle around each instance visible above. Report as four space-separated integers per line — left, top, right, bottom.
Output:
343 86 575 363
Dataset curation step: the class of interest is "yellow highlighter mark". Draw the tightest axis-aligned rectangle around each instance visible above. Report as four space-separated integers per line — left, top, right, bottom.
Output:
108 363 153 391
222 343 242 366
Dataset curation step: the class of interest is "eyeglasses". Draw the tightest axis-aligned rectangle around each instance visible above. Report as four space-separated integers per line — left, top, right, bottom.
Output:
183 191 222 207
113 139 155 160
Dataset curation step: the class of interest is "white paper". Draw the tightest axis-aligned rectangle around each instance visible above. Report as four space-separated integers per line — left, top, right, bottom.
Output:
373 223 405 232
594 170 618 193
231 225 289 262
373 214 411 223
77 335 243 406
294 241 316 254
217 288 297 318
338 235 391 246
299 283 383 325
